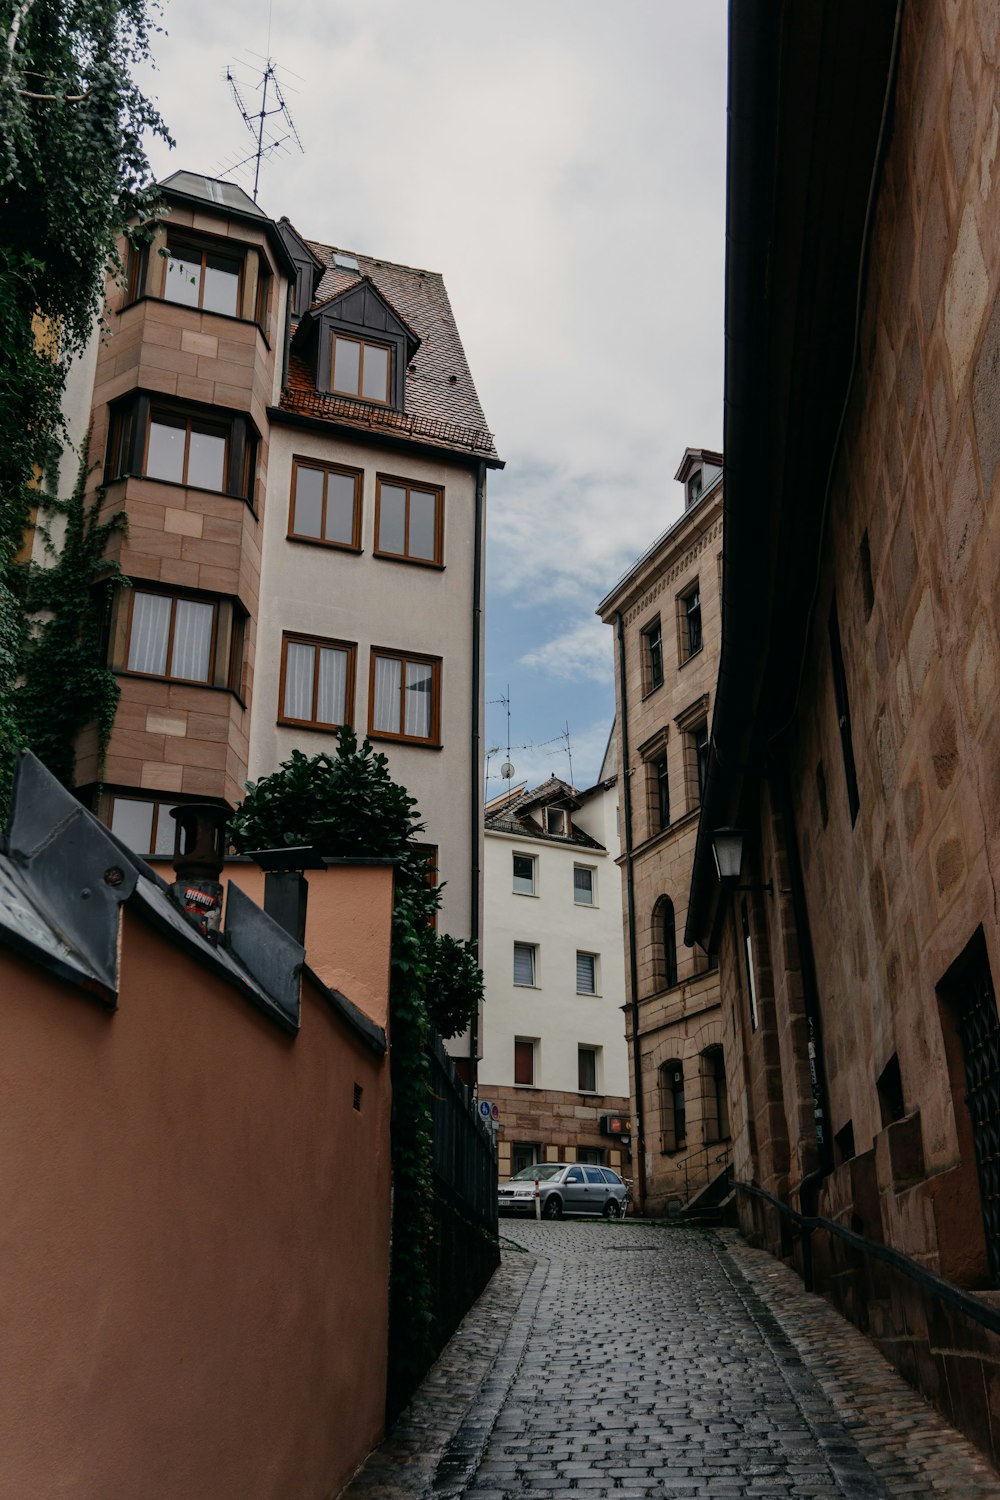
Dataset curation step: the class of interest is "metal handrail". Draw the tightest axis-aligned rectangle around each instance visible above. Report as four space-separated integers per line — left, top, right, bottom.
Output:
735 1179 1000 1338
672 1141 732 1202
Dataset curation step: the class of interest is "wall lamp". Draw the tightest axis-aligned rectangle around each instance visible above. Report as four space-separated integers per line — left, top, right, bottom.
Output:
712 827 773 895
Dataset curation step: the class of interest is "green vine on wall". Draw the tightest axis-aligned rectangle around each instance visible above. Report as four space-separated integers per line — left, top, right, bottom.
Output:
15 445 127 788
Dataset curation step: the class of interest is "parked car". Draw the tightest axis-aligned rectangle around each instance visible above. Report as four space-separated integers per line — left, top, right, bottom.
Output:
498 1163 628 1219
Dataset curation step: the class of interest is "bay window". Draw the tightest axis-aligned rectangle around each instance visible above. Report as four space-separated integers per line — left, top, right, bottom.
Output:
106 394 257 501
117 586 244 692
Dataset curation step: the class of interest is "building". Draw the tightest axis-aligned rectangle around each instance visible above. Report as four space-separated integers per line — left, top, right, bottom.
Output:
51 171 500 1056
480 764 631 1180
597 450 728 1217
0 752 395 1500
686 0 1000 1467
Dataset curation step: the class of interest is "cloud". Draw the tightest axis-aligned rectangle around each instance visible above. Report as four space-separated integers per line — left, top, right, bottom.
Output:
520 615 614 685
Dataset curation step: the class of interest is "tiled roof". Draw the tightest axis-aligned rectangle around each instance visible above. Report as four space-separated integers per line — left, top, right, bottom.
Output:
485 776 606 851
277 234 498 460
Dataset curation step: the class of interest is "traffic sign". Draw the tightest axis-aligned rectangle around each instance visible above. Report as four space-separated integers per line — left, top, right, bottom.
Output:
478 1100 491 1118
490 1103 500 1121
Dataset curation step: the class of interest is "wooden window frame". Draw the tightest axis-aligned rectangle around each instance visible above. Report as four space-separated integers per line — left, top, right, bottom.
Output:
278 632 357 732
374 475 445 568
367 647 442 747
287 458 363 552
107 793 178 858
143 408 231 492
123 587 220 687
162 237 245 316
514 1038 536 1087
117 586 244 694
331 333 392 405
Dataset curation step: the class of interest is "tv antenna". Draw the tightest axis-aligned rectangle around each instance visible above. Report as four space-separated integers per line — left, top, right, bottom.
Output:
223 54 304 202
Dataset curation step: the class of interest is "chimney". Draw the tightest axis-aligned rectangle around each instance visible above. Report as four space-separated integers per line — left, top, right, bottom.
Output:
250 847 326 945
169 803 229 936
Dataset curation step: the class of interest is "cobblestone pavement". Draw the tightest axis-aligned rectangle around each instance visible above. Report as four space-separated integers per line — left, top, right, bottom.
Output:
343 1222 1000 1500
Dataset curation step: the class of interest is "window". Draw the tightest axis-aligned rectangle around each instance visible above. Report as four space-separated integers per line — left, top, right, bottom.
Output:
573 866 595 905
512 1142 541 1174
877 1053 906 1127
654 754 670 831
687 469 703 508
164 240 242 317
741 897 759 1032
545 806 570 837
642 618 664 693
576 952 598 994
681 585 702 659
703 1047 730 1143
513 942 537 987
661 899 678 989
578 1046 598 1093
108 795 178 857
118 587 243 692
332 334 391 403
288 459 361 550
829 601 860 825
835 1121 856 1164
146 410 228 490
412 843 439 930
692 722 710 805
369 649 440 744
512 853 536 896
126 590 215 683
107 396 256 501
659 1061 686 1153
577 1148 605 1167
375 477 443 565
514 1038 536 1086
279 634 355 730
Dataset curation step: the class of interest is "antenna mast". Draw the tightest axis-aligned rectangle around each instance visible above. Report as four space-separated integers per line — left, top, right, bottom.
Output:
223 55 304 202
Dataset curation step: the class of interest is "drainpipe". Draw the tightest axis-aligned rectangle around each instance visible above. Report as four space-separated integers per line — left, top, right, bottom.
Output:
469 458 486 1088
615 612 646 1213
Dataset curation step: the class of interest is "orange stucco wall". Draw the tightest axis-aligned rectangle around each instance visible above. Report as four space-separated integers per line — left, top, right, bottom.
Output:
0 864 393 1500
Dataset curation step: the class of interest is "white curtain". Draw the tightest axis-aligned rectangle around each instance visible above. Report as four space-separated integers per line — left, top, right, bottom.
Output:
316 647 347 725
283 641 315 719
172 599 213 681
373 655 401 733
127 592 171 675
403 659 432 737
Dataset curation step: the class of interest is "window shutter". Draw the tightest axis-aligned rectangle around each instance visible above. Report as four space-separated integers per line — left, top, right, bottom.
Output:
573 867 593 903
514 1040 534 1085
576 953 596 993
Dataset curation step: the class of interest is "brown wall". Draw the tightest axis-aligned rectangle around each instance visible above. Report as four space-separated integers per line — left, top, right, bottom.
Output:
0 864 394 1500
604 487 729 1214
724 0 1000 1466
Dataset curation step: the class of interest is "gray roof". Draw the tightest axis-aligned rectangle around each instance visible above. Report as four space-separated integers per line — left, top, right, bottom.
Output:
160 171 269 219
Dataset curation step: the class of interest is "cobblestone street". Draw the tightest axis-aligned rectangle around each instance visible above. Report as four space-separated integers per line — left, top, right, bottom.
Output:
346 1221 1000 1500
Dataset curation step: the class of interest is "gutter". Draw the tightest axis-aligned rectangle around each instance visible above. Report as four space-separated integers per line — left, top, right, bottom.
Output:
469 458 487 1085
615 612 646 1212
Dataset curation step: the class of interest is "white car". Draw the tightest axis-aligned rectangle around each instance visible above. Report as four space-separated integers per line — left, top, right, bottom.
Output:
498 1162 628 1219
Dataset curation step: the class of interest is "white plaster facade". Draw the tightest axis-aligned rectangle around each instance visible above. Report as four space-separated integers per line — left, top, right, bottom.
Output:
479 775 630 1166
252 427 482 942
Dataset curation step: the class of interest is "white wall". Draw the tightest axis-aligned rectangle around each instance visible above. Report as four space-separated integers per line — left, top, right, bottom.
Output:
479 781 629 1095
251 425 482 943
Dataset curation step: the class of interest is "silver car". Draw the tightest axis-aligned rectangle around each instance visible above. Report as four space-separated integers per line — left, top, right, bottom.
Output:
498 1163 628 1219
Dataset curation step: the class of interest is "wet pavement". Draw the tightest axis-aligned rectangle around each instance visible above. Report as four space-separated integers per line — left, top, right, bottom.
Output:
343 1220 1000 1500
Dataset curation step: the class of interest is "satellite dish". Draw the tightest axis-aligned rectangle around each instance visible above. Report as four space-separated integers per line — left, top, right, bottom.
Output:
501 761 515 780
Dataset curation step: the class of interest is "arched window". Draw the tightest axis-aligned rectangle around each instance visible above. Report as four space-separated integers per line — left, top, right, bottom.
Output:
661 897 678 988
658 1060 686 1153
702 1046 730 1143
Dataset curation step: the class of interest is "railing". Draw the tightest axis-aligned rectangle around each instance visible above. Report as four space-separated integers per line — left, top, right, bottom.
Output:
428 1035 498 1234
735 1179 1000 1337
671 1141 732 1202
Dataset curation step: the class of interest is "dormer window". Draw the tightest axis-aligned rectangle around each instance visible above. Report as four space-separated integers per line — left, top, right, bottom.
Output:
687 468 703 508
545 807 570 837
332 335 391 404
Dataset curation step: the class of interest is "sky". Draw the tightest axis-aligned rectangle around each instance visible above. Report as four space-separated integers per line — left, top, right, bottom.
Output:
137 0 728 795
